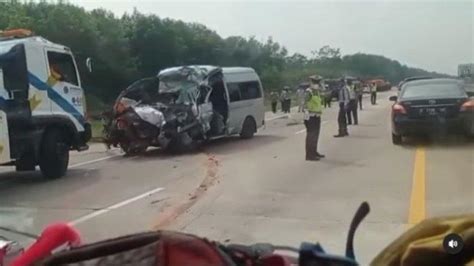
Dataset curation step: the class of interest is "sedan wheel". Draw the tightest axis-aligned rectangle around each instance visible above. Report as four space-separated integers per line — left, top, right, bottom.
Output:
392 133 402 145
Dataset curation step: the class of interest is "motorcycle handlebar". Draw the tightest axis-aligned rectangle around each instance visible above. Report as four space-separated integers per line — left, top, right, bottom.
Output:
6 202 370 266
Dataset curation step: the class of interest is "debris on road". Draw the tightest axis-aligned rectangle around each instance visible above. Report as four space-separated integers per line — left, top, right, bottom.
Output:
152 153 221 229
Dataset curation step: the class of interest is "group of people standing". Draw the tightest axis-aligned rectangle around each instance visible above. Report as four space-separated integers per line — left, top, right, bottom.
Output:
334 79 378 137
270 82 333 114
270 87 292 113
303 77 378 161
268 77 378 161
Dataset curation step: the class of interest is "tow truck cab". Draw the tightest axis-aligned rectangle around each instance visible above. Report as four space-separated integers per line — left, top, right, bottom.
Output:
0 29 91 179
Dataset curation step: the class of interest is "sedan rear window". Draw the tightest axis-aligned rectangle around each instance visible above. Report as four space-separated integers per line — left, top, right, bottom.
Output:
401 82 466 99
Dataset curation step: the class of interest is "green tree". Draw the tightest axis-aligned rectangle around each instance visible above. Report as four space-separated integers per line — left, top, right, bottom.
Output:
0 2 450 107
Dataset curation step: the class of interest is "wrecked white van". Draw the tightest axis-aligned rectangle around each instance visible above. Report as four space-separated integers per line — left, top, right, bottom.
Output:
105 65 265 153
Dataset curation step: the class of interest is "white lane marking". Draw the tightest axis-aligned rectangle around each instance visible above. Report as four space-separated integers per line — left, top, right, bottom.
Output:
295 129 306 135
265 114 288 121
69 154 122 168
69 187 165 226
295 121 328 134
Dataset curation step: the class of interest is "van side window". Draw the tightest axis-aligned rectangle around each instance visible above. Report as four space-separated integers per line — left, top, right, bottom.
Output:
227 81 261 102
227 83 241 102
238 81 261 100
47 51 79 86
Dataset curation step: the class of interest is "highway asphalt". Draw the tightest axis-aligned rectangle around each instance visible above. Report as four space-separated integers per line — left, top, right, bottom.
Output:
0 90 472 264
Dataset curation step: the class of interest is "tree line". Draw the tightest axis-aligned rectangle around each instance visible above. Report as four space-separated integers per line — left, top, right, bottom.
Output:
0 2 449 106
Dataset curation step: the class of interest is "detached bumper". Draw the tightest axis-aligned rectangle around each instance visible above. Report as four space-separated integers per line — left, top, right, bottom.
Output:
392 113 474 136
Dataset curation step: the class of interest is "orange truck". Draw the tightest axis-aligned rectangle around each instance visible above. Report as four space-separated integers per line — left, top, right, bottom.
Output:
364 79 391 91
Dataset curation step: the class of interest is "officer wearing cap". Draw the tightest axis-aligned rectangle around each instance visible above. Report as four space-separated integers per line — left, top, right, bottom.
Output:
304 77 325 161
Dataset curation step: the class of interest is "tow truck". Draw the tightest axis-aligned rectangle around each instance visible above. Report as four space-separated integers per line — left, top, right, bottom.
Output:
0 29 91 179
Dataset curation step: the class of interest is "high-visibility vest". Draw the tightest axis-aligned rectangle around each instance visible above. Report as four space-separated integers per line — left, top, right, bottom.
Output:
306 93 322 114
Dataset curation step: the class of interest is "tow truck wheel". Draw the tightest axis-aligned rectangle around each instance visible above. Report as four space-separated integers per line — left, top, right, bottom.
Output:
240 117 256 139
39 129 69 179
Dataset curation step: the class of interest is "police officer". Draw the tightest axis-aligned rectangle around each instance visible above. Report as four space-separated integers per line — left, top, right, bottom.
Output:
270 91 279 113
323 84 332 108
283 86 292 113
304 77 325 161
356 82 363 110
280 88 288 113
346 80 358 125
297 85 306 112
370 82 377 105
334 79 350 137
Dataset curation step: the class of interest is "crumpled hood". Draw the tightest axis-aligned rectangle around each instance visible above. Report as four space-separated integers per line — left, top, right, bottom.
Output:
132 105 166 128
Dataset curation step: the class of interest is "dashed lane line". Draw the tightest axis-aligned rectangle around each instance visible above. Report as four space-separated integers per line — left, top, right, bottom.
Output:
295 121 329 134
69 187 165 226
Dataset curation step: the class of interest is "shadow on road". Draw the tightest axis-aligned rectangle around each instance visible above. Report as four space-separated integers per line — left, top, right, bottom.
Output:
126 148 204 163
348 133 382 140
0 168 100 195
354 123 380 127
127 134 286 159
203 135 286 156
401 135 474 148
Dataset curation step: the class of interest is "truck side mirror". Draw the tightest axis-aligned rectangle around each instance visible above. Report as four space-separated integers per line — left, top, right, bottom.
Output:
86 57 92 73
389 95 398 101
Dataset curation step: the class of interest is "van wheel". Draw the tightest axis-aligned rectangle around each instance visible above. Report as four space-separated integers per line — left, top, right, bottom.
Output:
392 133 402 145
39 129 69 179
240 117 256 139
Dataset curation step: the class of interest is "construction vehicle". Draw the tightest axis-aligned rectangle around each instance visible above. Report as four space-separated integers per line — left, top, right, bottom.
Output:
0 29 91 179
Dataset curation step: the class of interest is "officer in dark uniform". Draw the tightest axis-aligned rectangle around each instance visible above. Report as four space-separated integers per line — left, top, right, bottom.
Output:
334 79 350 137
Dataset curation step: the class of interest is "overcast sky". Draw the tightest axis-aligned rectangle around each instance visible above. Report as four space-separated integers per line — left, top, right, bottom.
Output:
71 0 473 75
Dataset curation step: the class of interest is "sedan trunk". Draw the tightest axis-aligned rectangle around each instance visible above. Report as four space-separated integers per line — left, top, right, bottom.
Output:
402 98 467 119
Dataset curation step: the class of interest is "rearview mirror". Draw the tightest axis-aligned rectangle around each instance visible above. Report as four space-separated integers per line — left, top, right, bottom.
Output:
389 96 398 101
86 57 92 73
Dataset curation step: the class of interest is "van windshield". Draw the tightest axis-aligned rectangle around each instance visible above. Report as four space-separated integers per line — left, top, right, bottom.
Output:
159 75 198 94
158 67 208 93
157 67 209 104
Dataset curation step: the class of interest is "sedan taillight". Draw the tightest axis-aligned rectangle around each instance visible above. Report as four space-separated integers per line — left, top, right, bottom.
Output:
392 103 407 114
460 99 474 112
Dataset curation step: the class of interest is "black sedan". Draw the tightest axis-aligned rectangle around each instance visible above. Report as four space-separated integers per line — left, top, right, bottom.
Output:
390 78 474 144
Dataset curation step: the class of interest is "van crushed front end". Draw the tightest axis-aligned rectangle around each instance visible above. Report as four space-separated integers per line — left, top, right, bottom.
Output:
104 66 219 153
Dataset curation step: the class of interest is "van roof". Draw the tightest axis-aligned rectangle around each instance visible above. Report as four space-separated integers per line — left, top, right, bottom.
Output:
222 67 256 74
158 65 217 76
158 65 256 76
0 36 69 52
